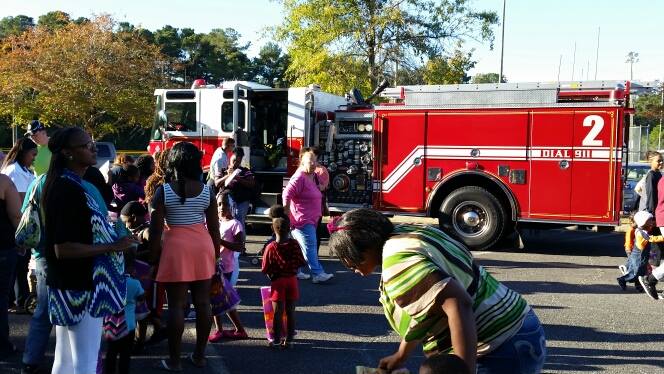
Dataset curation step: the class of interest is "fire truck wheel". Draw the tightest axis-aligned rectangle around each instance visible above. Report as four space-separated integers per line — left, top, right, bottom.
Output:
438 186 507 250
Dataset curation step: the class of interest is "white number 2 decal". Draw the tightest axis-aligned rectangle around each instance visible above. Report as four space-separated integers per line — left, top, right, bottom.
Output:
582 115 604 146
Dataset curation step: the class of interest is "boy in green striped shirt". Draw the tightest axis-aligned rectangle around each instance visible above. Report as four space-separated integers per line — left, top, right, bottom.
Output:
329 209 546 373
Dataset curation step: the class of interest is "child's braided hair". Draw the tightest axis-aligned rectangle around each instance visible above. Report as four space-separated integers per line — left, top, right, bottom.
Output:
144 149 170 204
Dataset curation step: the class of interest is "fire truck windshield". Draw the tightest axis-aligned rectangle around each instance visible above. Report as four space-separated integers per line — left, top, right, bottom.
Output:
221 101 245 132
151 95 163 140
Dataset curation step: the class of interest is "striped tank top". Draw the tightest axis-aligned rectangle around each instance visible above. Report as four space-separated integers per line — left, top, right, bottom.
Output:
164 183 210 226
379 224 529 356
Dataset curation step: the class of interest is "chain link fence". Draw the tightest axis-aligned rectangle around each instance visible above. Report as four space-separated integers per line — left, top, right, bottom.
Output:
628 126 645 162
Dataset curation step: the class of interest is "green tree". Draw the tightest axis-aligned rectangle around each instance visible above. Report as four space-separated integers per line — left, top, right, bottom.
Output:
275 0 498 94
202 28 252 82
37 11 71 31
73 17 90 25
154 25 182 59
423 50 475 85
0 15 166 137
251 42 291 87
0 15 34 39
471 72 506 84
635 89 664 122
634 89 664 150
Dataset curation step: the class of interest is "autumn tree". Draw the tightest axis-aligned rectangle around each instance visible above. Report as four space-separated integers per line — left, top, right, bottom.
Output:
275 0 498 94
0 15 166 137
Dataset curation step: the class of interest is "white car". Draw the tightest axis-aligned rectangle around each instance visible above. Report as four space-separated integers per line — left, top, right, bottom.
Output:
94 142 116 180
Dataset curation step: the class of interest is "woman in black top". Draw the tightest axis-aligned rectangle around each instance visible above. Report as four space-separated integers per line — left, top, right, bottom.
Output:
42 128 138 374
0 173 21 358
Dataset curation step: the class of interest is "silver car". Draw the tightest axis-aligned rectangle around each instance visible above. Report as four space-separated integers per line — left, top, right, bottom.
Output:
623 162 651 213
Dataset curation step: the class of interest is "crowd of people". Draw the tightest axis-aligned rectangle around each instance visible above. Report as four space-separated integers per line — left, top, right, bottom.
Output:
0 121 549 374
618 150 664 300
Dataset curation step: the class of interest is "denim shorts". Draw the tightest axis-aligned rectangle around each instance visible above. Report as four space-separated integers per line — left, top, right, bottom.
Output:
476 309 547 374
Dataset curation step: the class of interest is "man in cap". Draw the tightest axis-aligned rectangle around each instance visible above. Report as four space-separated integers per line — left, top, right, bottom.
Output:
25 120 50 176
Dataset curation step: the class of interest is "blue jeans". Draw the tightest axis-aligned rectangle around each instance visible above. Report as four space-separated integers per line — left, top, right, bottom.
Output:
291 224 324 275
228 196 250 226
23 257 52 366
11 251 30 307
228 196 250 286
619 247 649 283
0 249 17 354
476 309 546 374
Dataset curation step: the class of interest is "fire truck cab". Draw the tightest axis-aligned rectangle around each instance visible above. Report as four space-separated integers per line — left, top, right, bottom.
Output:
315 81 652 249
149 81 346 215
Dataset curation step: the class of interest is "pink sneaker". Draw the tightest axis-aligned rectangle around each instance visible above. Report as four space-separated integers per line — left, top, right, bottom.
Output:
221 330 248 340
208 330 224 343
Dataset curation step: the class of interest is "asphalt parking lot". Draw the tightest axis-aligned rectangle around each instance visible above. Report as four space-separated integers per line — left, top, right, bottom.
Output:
3 225 663 373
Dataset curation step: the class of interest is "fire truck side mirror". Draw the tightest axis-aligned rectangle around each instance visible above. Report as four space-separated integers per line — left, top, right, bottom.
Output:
158 110 168 125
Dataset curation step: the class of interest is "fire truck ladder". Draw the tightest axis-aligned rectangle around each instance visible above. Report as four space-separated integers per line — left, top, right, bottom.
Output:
380 80 655 109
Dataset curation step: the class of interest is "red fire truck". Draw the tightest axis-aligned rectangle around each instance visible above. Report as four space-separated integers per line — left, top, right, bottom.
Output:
149 80 650 250
148 80 346 212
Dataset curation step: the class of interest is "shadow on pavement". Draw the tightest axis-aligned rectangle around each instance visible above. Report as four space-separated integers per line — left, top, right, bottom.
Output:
479 258 620 271
545 350 664 372
502 280 627 296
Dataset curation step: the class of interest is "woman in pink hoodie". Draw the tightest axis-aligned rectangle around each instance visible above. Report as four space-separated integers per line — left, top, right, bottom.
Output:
282 148 333 284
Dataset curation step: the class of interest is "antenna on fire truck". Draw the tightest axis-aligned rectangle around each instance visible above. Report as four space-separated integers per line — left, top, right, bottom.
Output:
365 79 391 104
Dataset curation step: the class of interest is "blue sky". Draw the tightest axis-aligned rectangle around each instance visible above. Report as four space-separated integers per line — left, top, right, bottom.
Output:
3 0 662 83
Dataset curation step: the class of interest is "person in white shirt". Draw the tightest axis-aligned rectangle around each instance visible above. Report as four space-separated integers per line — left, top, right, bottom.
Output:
1 138 37 200
1 137 37 316
209 138 235 179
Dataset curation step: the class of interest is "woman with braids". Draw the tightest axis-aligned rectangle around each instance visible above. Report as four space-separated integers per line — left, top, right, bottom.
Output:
144 150 169 206
329 209 546 374
41 127 139 374
148 142 221 371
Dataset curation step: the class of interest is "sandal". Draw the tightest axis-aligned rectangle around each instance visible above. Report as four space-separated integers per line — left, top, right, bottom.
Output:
220 330 249 340
188 353 207 368
156 359 182 372
279 339 291 349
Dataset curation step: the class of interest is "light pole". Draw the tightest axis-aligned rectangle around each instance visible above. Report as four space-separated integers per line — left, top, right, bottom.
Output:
659 82 663 150
626 51 639 80
498 0 506 83
625 51 639 152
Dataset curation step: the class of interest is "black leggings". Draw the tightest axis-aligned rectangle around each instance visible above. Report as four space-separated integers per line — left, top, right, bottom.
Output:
104 332 134 374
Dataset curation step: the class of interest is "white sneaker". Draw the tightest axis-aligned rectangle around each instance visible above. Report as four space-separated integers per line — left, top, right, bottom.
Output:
312 272 334 284
296 271 311 280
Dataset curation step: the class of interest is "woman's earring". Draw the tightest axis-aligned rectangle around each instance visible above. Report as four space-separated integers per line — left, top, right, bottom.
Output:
68 155 73 160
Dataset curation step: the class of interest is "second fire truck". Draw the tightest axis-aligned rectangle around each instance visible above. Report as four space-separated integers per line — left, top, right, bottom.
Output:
150 80 650 249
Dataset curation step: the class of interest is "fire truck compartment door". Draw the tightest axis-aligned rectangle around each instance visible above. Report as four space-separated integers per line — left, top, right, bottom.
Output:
378 112 426 211
221 86 252 168
529 112 574 218
570 111 616 220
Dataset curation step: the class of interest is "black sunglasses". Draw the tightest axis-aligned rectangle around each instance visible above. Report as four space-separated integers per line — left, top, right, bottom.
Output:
70 141 97 151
